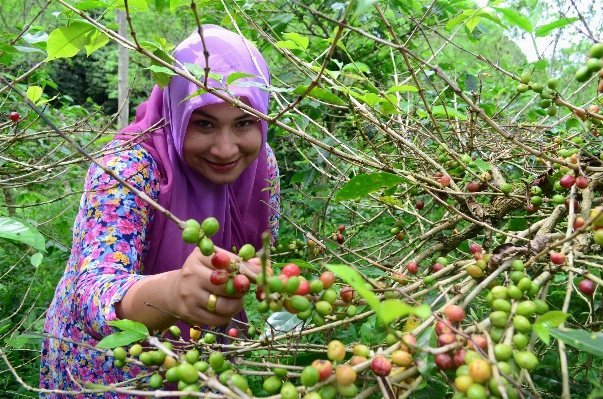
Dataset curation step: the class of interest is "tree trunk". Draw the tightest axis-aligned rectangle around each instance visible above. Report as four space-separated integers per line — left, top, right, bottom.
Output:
116 9 129 130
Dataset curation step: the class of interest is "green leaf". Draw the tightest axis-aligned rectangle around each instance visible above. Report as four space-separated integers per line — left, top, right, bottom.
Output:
282 32 309 50
335 172 409 201
446 10 474 31
380 299 416 325
180 88 207 103
75 1 111 11
233 81 294 93
26 86 43 104
532 59 548 70
465 16 481 33
146 65 177 76
536 17 579 37
412 304 431 319
359 92 381 107
155 0 167 13
380 196 403 207
275 40 303 51
4 333 40 349
548 328 603 358
354 0 378 18
226 72 259 85
533 311 569 345
30 253 43 268
0 217 46 251
170 0 182 12
566 118 580 130
96 330 147 348
110 0 148 12
473 159 492 171
84 29 109 56
386 85 418 94
430 105 467 120
107 319 149 336
325 264 382 320
260 312 303 340
416 326 437 378
292 85 344 105
493 7 533 33
46 21 94 61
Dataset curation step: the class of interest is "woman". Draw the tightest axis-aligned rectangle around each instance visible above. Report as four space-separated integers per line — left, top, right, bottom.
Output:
39 25 279 397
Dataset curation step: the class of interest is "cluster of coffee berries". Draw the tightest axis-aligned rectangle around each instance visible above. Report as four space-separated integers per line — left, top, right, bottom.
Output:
390 219 405 241
255 266 361 327
182 217 257 294
465 244 491 279
516 72 560 116
330 224 346 244
209 248 253 295
575 42 603 84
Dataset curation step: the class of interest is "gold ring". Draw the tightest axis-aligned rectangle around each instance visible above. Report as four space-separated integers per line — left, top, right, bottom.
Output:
207 293 218 313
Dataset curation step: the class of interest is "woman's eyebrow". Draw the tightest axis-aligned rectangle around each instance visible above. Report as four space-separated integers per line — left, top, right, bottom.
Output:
191 109 253 121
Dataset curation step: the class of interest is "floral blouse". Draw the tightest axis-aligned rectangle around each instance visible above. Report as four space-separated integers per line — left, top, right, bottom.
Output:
39 140 280 398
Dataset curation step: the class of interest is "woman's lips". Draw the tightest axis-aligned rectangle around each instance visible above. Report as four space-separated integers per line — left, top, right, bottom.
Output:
205 159 239 172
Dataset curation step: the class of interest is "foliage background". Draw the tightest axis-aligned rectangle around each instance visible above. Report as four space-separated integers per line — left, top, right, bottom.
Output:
1 0 602 398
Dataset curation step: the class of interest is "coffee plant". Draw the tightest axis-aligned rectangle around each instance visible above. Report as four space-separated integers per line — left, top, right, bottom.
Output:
1 0 603 398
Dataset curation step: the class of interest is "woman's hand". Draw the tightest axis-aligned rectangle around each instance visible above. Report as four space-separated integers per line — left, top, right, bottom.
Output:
116 246 271 331
170 247 271 327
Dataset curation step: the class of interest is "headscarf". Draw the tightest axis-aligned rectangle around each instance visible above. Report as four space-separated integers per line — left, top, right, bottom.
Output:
117 25 271 276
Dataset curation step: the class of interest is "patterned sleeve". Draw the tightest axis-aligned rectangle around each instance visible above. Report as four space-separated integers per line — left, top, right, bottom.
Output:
72 142 160 339
266 142 280 244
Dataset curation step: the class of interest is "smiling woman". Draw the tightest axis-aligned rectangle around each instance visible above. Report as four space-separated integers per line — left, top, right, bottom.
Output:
183 100 263 184
39 25 280 398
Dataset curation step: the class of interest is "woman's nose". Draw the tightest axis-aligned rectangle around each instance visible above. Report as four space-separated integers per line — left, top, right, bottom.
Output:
209 129 238 159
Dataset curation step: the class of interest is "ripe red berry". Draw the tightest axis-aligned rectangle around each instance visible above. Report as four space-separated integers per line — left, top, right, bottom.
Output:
435 353 455 371
407 262 418 275
440 175 451 187
526 203 539 214
415 201 424 210
209 269 229 285
311 359 333 381
453 349 467 366
468 334 488 351
340 286 354 302
211 252 231 269
228 328 238 338
336 234 344 244
395 231 405 241
550 252 566 265
435 320 453 335
432 263 444 272
294 279 311 295
9 112 20 122
233 274 251 293
467 181 480 192
469 243 482 254
578 279 596 295
338 224 346 233
573 216 585 230
576 176 589 189
444 305 466 322
565 198 579 211
371 355 392 377
559 175 576 189
437 332 457 347
320 271 335 289
282 263 300 277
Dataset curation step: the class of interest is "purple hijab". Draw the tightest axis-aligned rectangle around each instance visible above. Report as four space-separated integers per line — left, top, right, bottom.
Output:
117 25 271 277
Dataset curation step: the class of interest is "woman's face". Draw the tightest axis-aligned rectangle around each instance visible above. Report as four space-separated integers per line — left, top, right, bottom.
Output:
183 99 263 184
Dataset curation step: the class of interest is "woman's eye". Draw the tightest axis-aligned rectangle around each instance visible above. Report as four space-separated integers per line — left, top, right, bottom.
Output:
196 120 213 128
237 120 256 128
